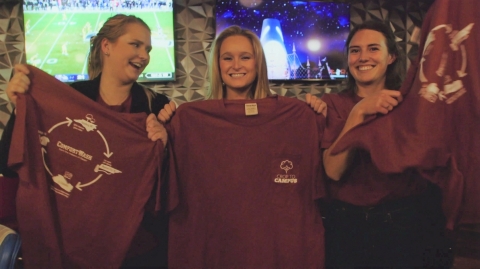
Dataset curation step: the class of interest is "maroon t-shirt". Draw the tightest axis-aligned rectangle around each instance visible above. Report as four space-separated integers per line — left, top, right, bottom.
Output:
8 65 164 268
167 96 326 269
321 91 428 206
332 0 480 229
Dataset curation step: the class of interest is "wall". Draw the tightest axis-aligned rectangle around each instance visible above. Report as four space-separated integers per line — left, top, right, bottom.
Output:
0 0 435 135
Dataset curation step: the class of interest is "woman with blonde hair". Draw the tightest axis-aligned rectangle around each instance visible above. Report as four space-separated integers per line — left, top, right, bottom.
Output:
206 25 271 100
165 25 327 268
158 25 326 121
2 14 169 268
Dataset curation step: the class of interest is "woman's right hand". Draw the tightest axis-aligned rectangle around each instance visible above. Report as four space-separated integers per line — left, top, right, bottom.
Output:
157 100 177 123
6 64 31 106
352 89 403 118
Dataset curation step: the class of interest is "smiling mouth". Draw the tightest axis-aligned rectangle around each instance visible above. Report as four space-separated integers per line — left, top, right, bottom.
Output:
230 73 245 78
130 62 143 70
358 66 374 71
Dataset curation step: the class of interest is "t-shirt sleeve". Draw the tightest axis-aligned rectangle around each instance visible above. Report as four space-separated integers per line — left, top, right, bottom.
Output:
320 93 347 149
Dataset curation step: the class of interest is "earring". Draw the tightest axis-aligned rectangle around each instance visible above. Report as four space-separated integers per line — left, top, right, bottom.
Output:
104 52 109 56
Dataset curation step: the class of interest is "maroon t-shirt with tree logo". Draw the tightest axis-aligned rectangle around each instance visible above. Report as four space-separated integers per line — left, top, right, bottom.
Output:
167 96 326 269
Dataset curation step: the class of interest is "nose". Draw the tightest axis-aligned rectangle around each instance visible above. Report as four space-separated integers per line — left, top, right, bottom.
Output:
232 58 242 69
358 51 368 62
139 48 149 61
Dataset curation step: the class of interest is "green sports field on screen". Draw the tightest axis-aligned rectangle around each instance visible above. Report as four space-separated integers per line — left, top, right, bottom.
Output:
24 8 175 82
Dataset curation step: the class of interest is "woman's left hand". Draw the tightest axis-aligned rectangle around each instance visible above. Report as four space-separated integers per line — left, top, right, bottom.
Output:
146 113 167 147
305 93 327 117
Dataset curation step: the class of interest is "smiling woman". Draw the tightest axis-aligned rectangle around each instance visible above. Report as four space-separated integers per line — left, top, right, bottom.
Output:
164 23 328 269
207 25 271 100
318 20 453 268
218 35 258 100
87 14 154 106
157 25 328 121
99 23 152 87
2 14 171 269
347 29 396 90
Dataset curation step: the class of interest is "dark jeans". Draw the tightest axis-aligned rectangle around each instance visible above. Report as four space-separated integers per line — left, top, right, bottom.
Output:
320 185 454 269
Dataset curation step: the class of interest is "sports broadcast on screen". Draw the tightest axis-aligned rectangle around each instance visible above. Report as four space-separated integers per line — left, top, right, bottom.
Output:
23 0 175 83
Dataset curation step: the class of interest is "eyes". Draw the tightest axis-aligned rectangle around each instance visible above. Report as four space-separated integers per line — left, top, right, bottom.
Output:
221 54 253 61
349 46 380 54
130 42 152 54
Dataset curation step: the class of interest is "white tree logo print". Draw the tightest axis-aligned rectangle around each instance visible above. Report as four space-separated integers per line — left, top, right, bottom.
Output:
280 160 293 174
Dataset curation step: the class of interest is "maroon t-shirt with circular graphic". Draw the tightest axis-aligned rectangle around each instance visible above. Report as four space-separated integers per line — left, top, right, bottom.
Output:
9 66 164 269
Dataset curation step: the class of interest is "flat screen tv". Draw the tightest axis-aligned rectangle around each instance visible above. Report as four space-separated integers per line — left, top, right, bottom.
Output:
23 0 175 83
215 0 350 81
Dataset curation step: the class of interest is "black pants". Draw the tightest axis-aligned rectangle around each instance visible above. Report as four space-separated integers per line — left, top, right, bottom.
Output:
121 212 169 268
320 185 454 269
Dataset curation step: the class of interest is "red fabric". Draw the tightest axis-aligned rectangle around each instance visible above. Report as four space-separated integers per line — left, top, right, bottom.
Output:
321 91 428 206
332 0 480 229
0 176 18 219
167 96 326 269
8 65 163 268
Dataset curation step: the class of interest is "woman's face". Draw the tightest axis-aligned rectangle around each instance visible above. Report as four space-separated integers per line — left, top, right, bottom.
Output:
347 29 395 88
103 23 151 84
219 35 257 99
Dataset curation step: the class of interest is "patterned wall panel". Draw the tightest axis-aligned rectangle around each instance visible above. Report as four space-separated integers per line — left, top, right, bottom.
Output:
349 0 407 69
405 0 435 69
0 1 23 134
0 0 435 136
151 0 214 105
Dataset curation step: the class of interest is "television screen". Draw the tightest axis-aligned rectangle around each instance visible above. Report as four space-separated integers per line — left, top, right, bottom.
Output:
215 0 350 81
23 0 175 83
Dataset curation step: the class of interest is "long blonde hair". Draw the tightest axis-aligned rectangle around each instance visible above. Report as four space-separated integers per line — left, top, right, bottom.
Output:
206 25 271 100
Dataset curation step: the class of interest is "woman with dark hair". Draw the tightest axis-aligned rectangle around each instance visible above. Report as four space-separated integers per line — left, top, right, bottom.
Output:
318 20 453 268
343 21 406 94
